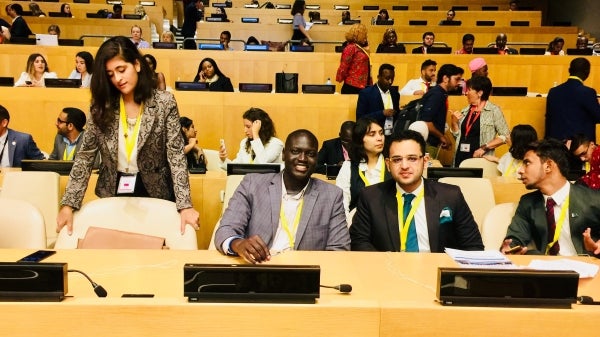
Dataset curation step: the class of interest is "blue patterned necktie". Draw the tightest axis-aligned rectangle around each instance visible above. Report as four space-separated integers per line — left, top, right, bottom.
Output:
403 193 419 252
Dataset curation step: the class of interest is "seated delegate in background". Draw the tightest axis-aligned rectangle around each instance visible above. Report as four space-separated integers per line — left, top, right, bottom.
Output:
399 59 437 96
336 23 371 94
0 105 45 167
338 10 350 25
376 28 405 53
179 117 207 170
161 30 175 42
143 54 166 90
29 2 46 17
49 107 88 161
545 37 565 55
567 134 600 189
68 51 93 88
0 19 10 44
316 120 355 174
219 30 233 50
376 9 390 22
219 107 283 170
336 118 390 217
60 3 73 17
450 76 510 167
47 24 60 37
440 9 455 24
484 124 538 178
246 36 259 45
214 130 350 263
108 4 122 18
193 58 234 92
130 25 150 48
14 53 58 87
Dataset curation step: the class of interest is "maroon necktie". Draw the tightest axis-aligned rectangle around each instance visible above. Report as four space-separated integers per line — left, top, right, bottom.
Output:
546 197 560 255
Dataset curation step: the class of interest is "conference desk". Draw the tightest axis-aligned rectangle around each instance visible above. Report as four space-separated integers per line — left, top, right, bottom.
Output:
0 249 598 337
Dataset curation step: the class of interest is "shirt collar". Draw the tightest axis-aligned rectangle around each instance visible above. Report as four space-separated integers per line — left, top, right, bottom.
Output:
544 181 571 206
62 132 82 146
358 154 384 171
377 84 389 95
281 174 310 201
396 177 425 195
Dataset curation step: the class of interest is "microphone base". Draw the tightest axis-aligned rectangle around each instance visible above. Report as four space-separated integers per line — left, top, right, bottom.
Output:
0 262 67 302
184 264 320 304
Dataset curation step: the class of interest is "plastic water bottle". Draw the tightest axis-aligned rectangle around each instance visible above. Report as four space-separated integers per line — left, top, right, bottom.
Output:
326 78 332 85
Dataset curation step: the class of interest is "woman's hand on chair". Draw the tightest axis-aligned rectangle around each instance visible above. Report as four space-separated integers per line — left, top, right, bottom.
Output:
56 205 74 235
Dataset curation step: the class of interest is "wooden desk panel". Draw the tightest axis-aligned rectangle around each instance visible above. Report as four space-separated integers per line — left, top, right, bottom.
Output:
0 249 596 337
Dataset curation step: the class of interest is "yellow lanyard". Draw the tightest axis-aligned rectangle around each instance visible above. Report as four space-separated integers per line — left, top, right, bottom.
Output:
279 198 304 249
358 158 385 186
585 161 591 173
383 91 392 109
545 195 569 255
62 145 76 161
396 188 425 252
119 96 143 169
503 158 520 177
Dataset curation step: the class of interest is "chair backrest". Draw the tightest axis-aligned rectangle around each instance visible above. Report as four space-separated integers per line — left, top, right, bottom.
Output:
208 174 245 250
0 171 60 247
0 198 47 249
459 158 501 178
204 149 221 172
481 202 517 250
438 177 496 231
54 197 198 249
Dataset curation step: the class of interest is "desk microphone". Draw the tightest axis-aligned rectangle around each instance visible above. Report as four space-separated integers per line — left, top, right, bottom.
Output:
68 269 108 297
320 284 352 293
578 296 600 305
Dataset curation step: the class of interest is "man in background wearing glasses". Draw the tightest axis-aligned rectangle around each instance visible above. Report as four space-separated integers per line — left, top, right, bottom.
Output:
350 130 483 252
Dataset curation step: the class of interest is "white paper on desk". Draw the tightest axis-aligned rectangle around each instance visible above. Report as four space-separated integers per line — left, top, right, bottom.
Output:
445 248 515 268
305 22 314 31
527 259 599 278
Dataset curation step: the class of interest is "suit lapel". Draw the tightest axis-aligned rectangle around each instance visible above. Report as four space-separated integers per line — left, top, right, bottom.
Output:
568 186 584 253
268 174 282 241
137 94 156 151
6 130 15 166
382 181 401 251
294 180 317 248
423 181 440 252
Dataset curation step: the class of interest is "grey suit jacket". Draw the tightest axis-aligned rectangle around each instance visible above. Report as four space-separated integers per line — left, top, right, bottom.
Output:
505 183 600 255
49 131 100 168
61 90 192 210
5 129 45 167
215 172 350 253
350 179 484 252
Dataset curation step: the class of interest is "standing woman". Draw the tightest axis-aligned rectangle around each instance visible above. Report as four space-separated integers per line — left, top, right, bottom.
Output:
193 57 234 92
336 23 371 94
219 107 283 170
14 53 57 87
68 51 93 88
336 118 389 218
57 36 199 234
450 76 510 167
290 0 312 45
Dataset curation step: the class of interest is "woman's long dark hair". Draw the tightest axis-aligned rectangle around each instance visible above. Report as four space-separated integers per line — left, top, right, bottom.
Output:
509 124 538 160
179 116 193 143
242 107 276 155
351 117 379 163
90 36 154 131
76 51 94 74
193 57 227 82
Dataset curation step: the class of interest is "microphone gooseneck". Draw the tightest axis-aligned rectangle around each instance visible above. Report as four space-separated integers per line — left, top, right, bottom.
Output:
320 284 352 293
68 269 108 297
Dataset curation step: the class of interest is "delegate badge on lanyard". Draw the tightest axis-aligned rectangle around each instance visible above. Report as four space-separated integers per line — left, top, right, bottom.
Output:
117 173 137 194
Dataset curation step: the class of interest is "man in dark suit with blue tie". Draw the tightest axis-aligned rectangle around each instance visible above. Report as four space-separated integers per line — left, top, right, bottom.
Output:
502 139 600 256
350 130 483 252
0 105 44 167
356 63 400 137
545 57 600 142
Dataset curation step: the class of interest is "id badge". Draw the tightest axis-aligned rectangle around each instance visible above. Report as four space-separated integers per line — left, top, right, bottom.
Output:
384 117 393 136
117 173 137 194
459 143 471 152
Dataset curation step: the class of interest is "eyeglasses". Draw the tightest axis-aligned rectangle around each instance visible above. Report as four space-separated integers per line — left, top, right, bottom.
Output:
388 155 423 165
574 144 591 159
57 118 68 125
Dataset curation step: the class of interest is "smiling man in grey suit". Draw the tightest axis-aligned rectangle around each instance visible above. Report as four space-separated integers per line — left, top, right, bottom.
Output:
503 139 600 256
350 130 483 252
49 107 87 161
215 129 350 263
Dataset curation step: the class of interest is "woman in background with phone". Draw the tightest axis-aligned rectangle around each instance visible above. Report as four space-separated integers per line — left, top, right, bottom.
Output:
180 116 207 170
14 53 57 87
57 36 199 235
219 107 283 170
68 51 94 88
193 57 233 92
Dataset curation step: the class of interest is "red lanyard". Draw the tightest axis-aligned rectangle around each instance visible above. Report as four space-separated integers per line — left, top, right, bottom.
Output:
463 105 481 138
